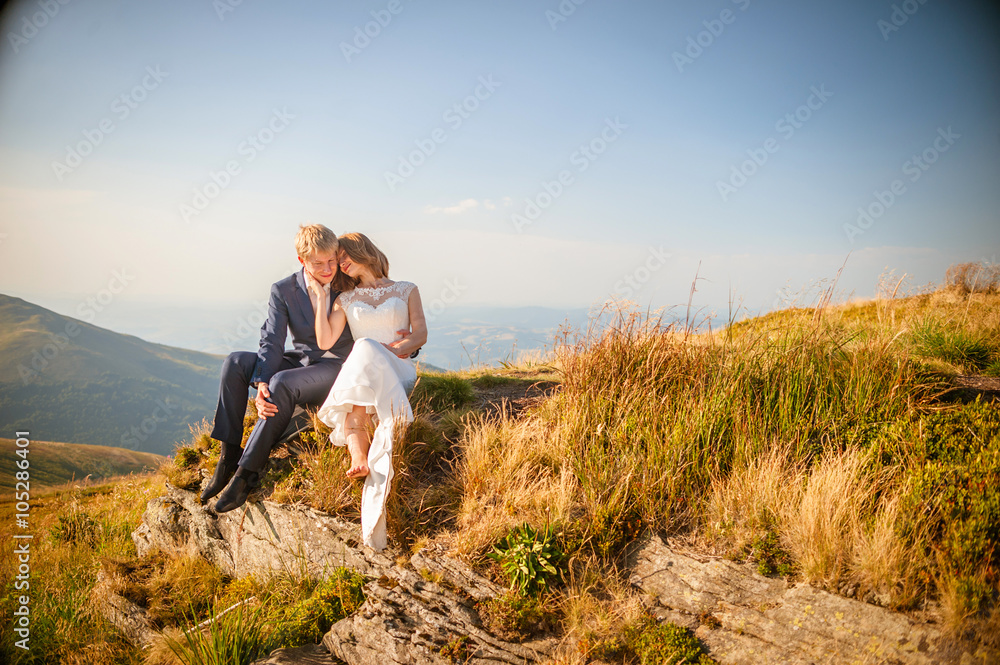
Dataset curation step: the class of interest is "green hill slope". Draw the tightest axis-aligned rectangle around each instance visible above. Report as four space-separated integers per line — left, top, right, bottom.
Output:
0 437 166 490
0 294 223 455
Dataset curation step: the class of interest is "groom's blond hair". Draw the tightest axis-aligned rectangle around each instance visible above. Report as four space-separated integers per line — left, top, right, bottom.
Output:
294 224 339 258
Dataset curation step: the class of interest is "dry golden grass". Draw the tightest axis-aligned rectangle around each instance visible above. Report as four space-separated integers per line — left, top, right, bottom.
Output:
445 269 999 641
0 472 165 664
702 443 800 555
781 450 871 587
848 490 930 609
452 408 579 557
549 556 646 665
945 261 1000 295
142 627 186 665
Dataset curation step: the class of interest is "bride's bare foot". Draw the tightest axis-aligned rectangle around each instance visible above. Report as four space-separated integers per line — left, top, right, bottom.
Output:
346 455 369 479
345 421 370 479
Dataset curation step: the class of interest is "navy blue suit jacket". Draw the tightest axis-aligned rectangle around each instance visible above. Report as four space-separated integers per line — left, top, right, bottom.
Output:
250 269 354 387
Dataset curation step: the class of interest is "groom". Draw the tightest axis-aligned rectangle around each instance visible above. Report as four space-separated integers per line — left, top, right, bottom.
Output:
203 224 355 513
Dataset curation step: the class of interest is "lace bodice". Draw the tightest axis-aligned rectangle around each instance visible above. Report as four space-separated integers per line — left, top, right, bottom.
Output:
338 281 416 346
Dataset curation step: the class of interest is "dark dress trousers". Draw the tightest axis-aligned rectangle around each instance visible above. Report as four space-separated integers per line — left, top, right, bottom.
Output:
210 269 354 472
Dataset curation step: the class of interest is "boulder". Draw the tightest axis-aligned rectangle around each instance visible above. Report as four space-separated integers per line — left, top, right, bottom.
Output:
127 486 992 665
628 535 986 665
130 484 555 664
132 483 389 579
324 544 556 664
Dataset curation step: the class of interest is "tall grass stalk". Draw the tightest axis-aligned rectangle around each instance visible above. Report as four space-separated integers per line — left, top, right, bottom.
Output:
164 600 277 665
553 311 931 551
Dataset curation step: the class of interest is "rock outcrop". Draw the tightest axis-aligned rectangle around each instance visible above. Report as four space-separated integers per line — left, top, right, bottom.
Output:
122 484 994 665
92 569 158 647
132 484 386 579
323 543 556 664
628 535 987 665
129 483 554 664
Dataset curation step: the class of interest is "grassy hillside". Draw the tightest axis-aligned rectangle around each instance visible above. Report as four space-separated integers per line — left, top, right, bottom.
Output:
0 294 223 455
0 438 166 491
162 263 1000 658
3 264 998 664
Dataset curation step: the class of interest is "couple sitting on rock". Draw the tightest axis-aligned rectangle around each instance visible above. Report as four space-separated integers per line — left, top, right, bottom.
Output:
201 224 427 551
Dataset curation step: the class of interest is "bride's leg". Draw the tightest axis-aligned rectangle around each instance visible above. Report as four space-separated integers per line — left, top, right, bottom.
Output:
345 404 372 479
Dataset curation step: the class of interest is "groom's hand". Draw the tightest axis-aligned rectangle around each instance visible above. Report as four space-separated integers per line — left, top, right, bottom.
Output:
255 383 278 419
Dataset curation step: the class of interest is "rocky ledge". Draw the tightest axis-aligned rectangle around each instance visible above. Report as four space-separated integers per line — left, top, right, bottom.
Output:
126 484 553 664
627 535 986 665
104 484 991 664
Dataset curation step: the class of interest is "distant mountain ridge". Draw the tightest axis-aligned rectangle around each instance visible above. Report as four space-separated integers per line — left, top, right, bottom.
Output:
0 438 166 490
0 294 222 455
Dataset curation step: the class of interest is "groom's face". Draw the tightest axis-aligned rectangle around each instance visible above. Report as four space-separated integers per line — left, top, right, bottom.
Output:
298 249 339 285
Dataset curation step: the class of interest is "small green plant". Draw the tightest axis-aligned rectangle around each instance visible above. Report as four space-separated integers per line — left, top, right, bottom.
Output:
174 446 200 468
488 523 566 596
749 530 795 578
476 592 553 642
439 634 471 662
910 319 994 372
902 400 1000 626
273 569 366 646
165 599 278 665
622 616 718 665
164 445 204 491
49 509 99 546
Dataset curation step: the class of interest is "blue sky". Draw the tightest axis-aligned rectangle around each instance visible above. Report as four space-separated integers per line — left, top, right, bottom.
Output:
1 0 998 327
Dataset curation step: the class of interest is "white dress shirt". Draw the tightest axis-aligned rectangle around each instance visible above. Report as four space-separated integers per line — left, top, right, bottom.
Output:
303 271 337 360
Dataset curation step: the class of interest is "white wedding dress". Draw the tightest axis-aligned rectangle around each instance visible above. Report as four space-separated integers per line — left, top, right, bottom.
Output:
319 282 417 550
316 281 417 551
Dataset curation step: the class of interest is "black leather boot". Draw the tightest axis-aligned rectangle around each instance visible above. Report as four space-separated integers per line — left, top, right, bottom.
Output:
200 447 241 503
213 467 259 513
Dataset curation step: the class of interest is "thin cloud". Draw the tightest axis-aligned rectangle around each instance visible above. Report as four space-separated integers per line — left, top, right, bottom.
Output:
424 198 479 215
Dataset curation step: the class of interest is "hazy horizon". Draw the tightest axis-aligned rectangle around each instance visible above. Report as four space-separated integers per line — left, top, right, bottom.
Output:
1 0 998 347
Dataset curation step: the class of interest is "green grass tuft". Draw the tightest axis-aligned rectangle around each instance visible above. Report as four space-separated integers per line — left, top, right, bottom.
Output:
910 319 995 372
623 617 718 665
410 374 475 411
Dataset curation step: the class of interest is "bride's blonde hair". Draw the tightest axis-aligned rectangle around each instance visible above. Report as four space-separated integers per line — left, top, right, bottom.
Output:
339 233 389 280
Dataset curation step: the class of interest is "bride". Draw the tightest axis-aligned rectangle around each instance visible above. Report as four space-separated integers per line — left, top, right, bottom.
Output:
311 233 426 551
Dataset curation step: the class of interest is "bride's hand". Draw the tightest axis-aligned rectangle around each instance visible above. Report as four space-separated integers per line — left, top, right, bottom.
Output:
384 330 412 359
382 341 409 359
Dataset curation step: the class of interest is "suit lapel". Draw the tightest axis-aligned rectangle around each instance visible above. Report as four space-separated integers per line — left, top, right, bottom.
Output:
292 269 313 320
